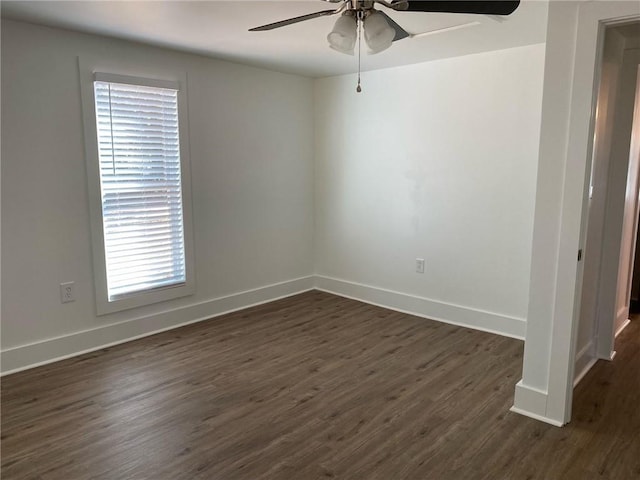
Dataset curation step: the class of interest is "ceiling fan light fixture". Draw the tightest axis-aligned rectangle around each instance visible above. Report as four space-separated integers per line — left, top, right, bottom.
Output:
327 13 357 55
363 11 395 54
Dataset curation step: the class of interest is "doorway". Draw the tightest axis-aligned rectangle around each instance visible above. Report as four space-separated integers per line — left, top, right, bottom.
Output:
629 218 640 314
574 21 640 386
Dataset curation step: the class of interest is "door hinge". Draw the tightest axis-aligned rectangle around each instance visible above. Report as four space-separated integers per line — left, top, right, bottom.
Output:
578 249 583 261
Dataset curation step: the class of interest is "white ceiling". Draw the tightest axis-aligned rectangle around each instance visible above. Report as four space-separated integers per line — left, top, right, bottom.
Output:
1 0 549 77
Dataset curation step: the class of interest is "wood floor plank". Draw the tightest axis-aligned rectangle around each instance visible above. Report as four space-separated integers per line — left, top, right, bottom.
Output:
2 291 639 479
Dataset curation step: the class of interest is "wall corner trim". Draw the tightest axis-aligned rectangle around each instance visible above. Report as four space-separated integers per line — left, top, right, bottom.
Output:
315 275 526 340
511 380 564 427
1 276 315 375
509 406 565 427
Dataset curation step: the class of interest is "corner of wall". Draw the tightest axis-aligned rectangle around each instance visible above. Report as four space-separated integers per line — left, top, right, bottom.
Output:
315 275 526 339
511 380 564 426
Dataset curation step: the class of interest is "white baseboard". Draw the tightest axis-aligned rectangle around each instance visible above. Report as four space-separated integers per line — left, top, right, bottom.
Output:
1 276 315 375
573 341 597 387
511 380 564 427
615 318 631 338
593 319 630 365
315 275 526 339
598 350 617 361
509 406 564 427
2 274 527 375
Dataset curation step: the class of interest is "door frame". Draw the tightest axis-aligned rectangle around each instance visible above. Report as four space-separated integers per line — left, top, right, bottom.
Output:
550 5 640 425
513 0 640 426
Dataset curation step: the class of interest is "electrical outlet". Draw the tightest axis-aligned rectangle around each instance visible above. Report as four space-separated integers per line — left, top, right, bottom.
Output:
416 258 425 274
60 282 75 303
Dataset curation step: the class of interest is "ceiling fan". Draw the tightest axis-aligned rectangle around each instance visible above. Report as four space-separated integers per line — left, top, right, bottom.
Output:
249 1 520 91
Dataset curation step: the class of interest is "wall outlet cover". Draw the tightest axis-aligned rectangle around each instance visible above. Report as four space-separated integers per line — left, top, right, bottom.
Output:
60 282 75 303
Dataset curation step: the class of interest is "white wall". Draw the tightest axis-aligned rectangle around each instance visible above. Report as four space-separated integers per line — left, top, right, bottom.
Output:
1 20 315 372
314 44 545 338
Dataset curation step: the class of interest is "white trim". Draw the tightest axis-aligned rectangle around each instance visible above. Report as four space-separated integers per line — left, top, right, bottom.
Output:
511 380 565 426
598 349 617 361
509 406 564 427
513 380 548 415
615 317 631 337
93 72 179 91
573 341 597 387
315 275 526 340
1 276 314 375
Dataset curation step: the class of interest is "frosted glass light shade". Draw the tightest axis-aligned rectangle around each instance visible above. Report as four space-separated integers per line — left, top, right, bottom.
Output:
327 14 357 55
364 11 395 54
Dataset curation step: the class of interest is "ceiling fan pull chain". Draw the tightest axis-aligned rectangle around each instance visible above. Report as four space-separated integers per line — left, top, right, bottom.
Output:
356 11 362 93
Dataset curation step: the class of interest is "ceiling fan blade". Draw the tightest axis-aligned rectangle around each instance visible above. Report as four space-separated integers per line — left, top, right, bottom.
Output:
403 1 520 15
249 9 339 31
378 11 410 41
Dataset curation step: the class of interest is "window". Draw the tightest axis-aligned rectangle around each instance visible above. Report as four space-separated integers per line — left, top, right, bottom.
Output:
81 69 194 314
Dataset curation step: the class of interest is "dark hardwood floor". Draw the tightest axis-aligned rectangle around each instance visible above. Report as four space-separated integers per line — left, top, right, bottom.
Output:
1 291 639 479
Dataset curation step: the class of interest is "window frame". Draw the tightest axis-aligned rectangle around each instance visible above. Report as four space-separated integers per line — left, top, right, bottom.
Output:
79 59 195 315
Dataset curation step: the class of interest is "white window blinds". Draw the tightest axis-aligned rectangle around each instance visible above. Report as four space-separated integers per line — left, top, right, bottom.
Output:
93 79 186 300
